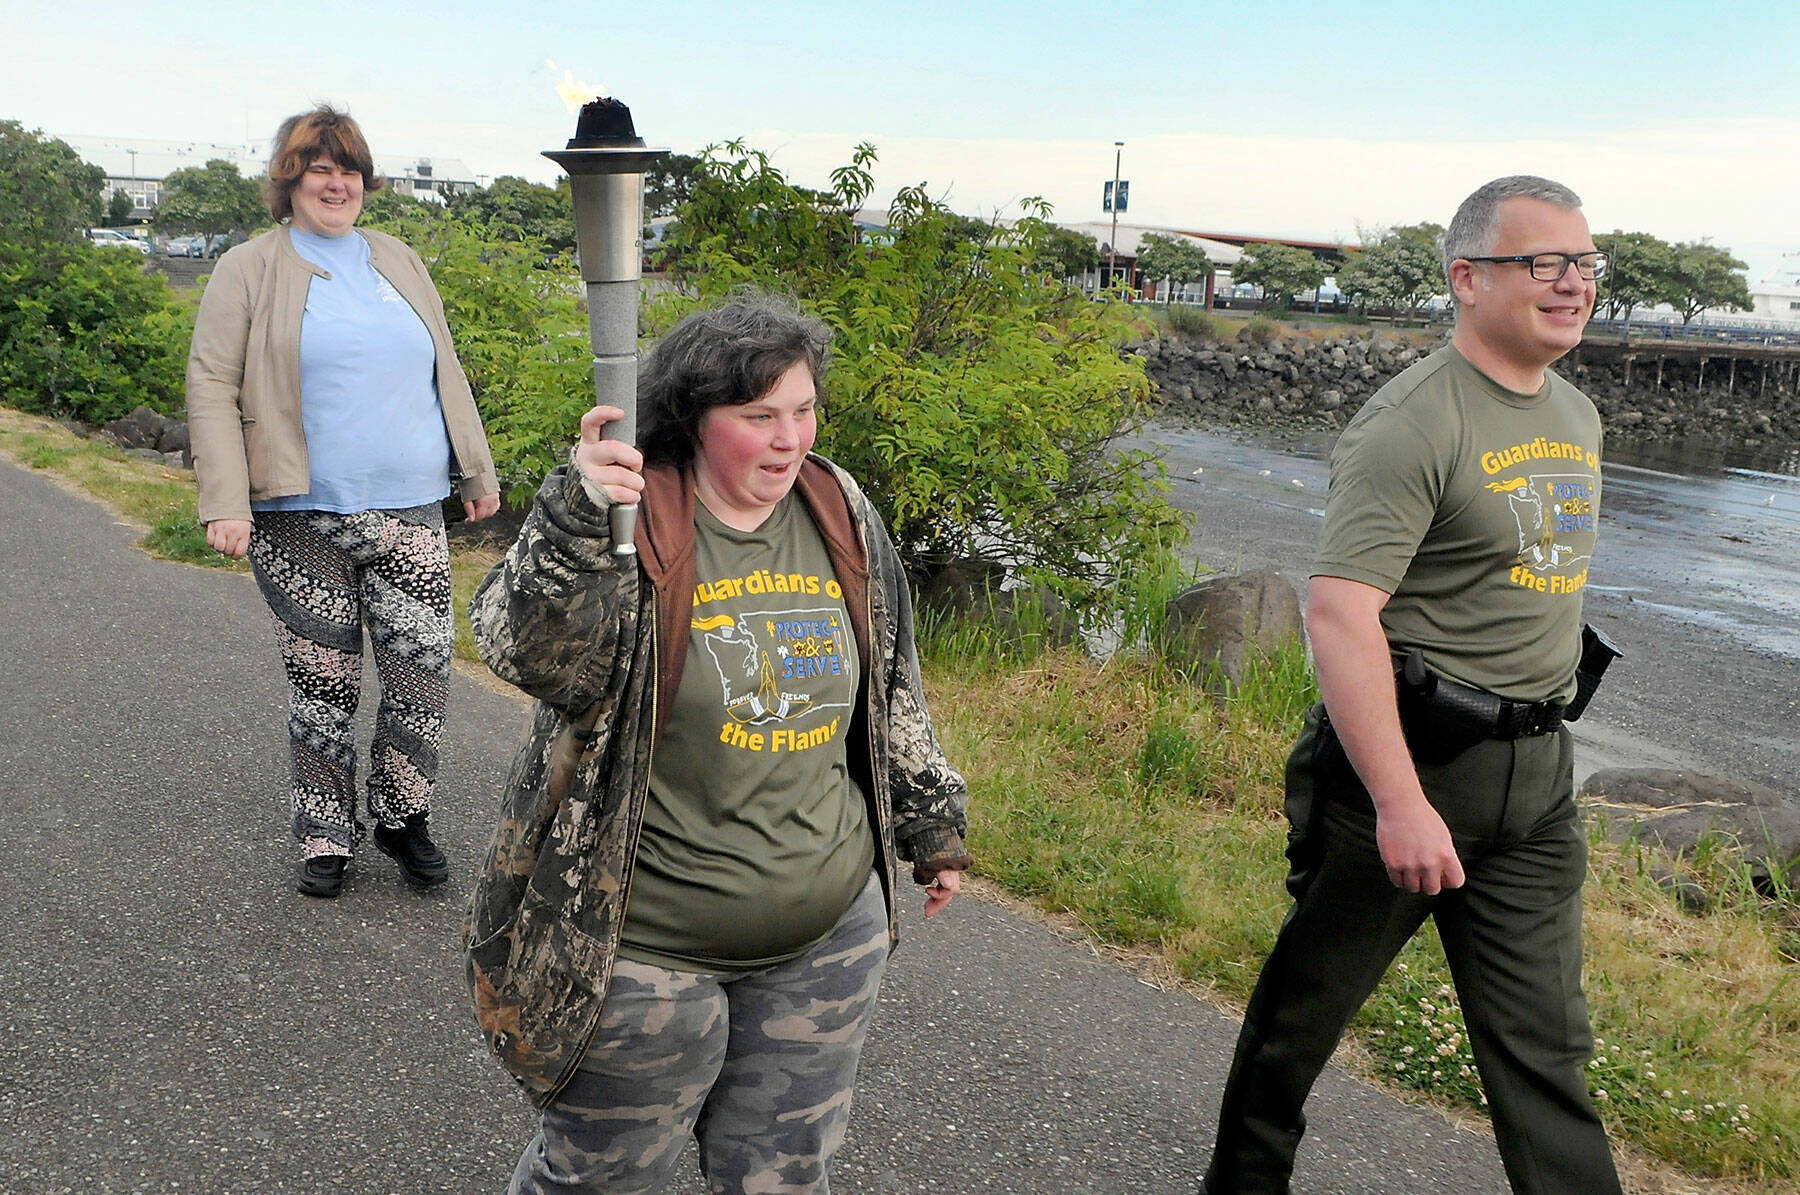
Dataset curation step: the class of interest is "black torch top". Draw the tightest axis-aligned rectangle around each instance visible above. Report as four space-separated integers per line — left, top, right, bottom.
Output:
566 98 647 149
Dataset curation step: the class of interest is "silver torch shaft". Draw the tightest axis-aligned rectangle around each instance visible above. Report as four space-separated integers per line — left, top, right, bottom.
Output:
544 99 669 556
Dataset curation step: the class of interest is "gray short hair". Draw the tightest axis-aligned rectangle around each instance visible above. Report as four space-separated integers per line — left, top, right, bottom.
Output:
639 289 833 467
1441 175 1584 287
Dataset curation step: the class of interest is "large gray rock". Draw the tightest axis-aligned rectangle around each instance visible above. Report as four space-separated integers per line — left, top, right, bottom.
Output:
156 421 190 456
1164 567 1304 686
101 405 170 451
914 559 1081 653
915 558 1008 621
1579 768 1800 891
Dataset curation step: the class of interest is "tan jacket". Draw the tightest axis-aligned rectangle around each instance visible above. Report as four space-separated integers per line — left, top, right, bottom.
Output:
186 224 498 524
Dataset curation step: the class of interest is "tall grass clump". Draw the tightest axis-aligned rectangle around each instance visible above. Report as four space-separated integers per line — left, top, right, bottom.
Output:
1112 547 1208 652
1163 304 1229 342
1241 313 1282 345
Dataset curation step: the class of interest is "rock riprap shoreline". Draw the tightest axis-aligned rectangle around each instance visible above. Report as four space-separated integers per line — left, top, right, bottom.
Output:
1136 329 1800 446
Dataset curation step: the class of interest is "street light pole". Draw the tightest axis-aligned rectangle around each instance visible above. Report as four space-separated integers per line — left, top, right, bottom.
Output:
1108 141 1123 289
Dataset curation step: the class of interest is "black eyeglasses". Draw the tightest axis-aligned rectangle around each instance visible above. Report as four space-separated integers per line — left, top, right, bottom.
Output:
1461 251 1610 281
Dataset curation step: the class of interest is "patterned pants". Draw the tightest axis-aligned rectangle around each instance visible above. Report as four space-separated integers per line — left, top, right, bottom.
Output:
510 872 890 1195
248 504 452 858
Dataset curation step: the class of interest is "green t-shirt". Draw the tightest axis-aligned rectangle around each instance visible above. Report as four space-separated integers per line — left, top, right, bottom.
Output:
619 493 874 972
1313 346 1602 703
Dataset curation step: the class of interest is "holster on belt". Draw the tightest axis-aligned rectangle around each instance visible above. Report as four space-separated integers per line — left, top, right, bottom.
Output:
1562 623 1623 722
1393 653 1497 765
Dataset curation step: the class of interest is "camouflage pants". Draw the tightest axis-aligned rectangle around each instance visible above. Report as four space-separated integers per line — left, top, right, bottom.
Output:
510 872 889 1195
248 504 451 857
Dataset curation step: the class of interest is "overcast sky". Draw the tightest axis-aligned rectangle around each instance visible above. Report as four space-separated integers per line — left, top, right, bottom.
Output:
9 0 1798 277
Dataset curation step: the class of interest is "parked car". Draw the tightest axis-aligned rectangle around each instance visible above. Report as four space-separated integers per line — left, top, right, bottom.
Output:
165 235 206 258
89 228 151 254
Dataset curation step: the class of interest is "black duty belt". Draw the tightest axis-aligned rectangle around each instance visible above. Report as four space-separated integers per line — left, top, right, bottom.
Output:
1430 675 1564 738
1398 651 1564 741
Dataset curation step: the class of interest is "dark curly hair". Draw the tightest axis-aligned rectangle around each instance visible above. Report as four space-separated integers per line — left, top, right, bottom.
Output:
639 290 833 467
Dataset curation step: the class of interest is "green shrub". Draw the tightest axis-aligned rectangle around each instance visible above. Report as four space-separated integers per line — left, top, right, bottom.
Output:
1164 304 1228 341
0 241 191 423
1241 313 1282 345
653 142 1188 612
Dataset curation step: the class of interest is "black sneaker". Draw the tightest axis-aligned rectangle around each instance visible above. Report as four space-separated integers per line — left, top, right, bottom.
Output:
297 855 348 898
374 814 449 887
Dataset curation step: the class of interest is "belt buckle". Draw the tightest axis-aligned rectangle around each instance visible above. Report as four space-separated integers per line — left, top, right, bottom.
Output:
1513 702 1562 737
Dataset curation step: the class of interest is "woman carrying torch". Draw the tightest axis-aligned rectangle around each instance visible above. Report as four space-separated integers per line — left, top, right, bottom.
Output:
466 291 971 1194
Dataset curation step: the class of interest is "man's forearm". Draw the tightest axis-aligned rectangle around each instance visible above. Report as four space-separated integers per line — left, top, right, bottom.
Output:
1309 592 1426 814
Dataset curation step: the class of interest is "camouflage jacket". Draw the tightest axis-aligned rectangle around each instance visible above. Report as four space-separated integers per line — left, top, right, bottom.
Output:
466 454 970 1107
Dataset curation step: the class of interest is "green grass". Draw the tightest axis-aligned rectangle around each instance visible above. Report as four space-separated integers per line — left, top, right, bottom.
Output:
0 408 238 569
922 616 1798 1187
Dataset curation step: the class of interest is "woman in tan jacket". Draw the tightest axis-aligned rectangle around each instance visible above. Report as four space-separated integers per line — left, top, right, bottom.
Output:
186 105 498 899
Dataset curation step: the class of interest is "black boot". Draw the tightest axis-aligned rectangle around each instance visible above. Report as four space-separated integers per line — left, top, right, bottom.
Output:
297 855 348 898
374 814 449 887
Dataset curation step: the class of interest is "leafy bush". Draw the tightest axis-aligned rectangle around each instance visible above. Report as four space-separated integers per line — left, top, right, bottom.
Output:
0 241 191 423
358 198 591 495
653 142 1186 611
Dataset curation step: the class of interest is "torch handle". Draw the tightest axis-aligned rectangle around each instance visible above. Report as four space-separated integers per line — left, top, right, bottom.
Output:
598 403 637 557
588 287 642 557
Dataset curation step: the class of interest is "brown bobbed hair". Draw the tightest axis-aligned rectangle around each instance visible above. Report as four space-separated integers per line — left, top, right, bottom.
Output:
263 104 385 221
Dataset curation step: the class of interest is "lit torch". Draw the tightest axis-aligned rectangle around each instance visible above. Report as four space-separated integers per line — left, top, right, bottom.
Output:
544 95 668 555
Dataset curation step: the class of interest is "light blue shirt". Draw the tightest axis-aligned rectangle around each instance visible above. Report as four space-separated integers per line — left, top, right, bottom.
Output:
253 228 452 513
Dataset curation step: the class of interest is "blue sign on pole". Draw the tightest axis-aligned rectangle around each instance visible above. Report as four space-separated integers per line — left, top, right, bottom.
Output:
1106 180 1130 213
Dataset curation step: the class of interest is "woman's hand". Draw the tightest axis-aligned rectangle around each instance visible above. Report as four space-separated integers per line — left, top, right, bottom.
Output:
206 518 252 559
922 868 962 918
464 493 501 522
575 405 646 505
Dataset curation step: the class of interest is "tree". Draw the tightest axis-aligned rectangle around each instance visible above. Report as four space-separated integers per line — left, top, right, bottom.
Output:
446 175 574 257
653 142 1184 609
1035 225 1099 281
644 152 704 219
1232 241 1327 310
1664 240 1751 325
1338 223 1442 316
0 121 105 247
106 188 136 228
1133 232 1212 303
157 159 265 237
1592 231 1679 322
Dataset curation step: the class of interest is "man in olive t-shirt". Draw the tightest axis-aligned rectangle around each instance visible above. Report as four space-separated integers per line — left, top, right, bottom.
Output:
1202 178 1624 1194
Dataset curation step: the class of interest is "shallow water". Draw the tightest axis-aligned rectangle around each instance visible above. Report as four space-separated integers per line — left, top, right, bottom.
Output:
1138 424 1800 663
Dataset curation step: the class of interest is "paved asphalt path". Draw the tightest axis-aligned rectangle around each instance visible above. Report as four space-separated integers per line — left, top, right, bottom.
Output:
0 458 1515 1194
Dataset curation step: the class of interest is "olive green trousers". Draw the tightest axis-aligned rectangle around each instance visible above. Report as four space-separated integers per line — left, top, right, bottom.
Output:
1203 704 1622 1195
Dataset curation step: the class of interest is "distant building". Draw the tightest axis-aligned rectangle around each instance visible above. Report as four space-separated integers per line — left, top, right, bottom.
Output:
61 134 485 219
60 134 260 222
373 155 482 203
1059 222 1243 303
1748 253 1800 327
